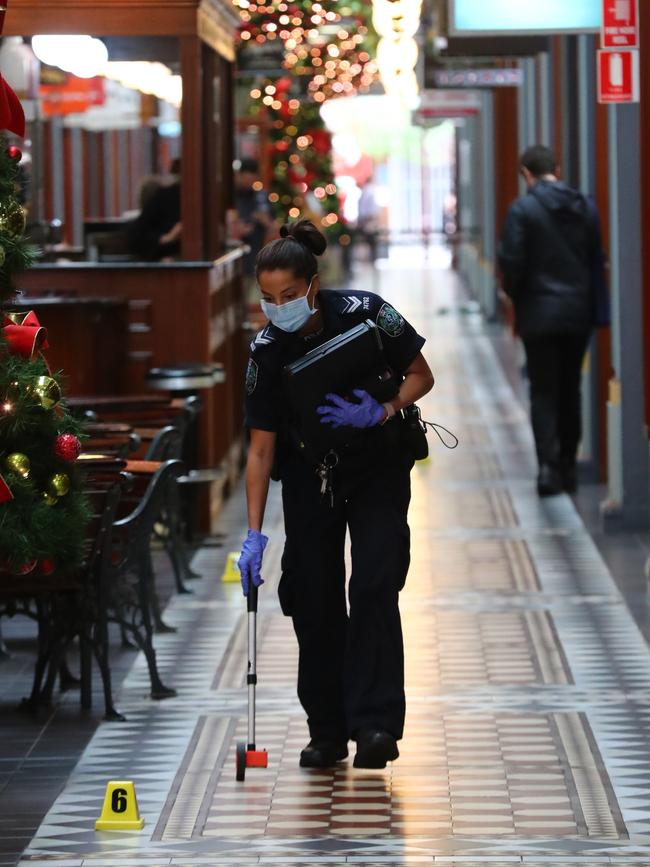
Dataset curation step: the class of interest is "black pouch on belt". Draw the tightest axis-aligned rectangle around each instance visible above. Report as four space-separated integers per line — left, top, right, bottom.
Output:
401 404 429 461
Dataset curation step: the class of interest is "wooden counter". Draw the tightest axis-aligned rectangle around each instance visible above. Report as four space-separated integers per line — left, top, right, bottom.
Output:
17 248 248 530
7 296 128 396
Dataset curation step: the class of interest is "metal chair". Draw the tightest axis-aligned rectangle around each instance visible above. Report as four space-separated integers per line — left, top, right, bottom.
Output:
107 460 183 700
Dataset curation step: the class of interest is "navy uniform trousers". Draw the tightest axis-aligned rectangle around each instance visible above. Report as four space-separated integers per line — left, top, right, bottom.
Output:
278 450 413 743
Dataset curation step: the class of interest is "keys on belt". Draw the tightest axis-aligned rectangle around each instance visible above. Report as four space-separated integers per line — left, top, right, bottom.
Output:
316 450 339 508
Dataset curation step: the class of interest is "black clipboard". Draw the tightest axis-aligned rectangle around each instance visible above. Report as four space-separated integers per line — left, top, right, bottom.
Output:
282 319 397 455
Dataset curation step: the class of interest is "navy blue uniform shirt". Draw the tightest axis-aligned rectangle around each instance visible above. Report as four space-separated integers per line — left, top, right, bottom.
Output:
245 290 425 434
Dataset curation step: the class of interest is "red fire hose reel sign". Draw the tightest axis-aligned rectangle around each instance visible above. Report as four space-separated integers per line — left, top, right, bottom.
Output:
602 0 639 49
597 49 639 103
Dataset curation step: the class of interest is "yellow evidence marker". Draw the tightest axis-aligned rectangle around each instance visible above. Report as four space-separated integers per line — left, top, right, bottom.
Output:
221 551 241 583
95 781 145 831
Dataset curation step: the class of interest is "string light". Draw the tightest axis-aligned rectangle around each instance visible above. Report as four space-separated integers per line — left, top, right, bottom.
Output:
372 0 421 100
234 0 380 101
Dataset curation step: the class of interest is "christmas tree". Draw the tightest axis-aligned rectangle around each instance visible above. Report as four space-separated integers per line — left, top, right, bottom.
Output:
235 0 378 236
0 141 89 577
247 80 346 238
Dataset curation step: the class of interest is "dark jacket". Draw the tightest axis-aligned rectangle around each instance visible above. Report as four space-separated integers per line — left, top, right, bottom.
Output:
498 180 609 338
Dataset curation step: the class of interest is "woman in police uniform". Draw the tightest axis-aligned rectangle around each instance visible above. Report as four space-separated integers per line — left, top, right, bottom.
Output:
238 219 434 769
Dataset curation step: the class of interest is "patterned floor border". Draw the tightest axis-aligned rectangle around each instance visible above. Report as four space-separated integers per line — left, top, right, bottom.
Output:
16 268 650 865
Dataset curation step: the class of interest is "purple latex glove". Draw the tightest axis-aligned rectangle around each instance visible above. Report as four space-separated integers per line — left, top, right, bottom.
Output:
317 389 386 429
237 529 269 596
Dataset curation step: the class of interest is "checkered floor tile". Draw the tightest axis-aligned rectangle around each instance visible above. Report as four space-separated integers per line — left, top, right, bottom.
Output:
17 265 650 865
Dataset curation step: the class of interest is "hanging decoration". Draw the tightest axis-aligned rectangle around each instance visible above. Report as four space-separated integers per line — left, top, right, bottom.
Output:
235 0 379 103
372 0 422 102
54 433 82 463
247 81 347 236
234 0 382 234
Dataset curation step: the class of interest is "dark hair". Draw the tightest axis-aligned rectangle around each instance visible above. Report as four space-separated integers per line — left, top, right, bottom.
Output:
256 219 327 281
239 157 260 175
520 145 557 178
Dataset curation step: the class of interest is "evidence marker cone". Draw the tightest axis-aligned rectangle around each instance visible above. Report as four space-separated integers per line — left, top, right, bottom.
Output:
95 781 144 831
221 552 241 583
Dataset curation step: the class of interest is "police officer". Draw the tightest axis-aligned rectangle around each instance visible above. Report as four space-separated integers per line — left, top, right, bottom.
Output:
238 219 434 769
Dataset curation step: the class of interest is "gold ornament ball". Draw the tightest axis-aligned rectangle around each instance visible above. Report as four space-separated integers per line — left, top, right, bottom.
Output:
47 472 70 498
5 452 30 479
42 491 58 506
32 376 61 410
0 199 27 239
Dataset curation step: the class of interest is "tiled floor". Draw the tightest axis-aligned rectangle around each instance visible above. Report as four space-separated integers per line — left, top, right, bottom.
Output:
11 252 650 865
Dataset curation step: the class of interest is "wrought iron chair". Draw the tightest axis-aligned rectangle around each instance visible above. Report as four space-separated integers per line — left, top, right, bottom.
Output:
0 461 128 721
107 459 182 701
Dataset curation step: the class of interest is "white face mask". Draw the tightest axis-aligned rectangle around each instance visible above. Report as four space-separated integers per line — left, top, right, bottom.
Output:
260 277 317 332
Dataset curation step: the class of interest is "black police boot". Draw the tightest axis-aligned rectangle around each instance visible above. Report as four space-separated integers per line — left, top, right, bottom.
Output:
300 739 348 768
353 729 399 769
537 464 563 498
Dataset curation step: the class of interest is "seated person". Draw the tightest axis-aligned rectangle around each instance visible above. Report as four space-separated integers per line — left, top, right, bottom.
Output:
127 160 181 261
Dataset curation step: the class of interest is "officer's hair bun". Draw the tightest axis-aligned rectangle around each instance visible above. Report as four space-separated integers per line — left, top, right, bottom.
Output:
280 219 328 256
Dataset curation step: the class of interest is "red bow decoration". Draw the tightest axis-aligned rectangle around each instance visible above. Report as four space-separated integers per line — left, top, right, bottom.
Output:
0 3 26 139
0 75 25 139
0 475 12 504
3 310 49 358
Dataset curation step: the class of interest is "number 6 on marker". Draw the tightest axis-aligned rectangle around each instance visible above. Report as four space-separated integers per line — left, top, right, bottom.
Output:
111 788 128 814
95 780 145 831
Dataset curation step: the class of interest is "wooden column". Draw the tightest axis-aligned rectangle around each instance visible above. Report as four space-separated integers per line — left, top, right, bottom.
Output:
221 55 235 228
202 43 220 260
62 128 74 244
181 35 205 260
201 48 235 259
42 120 54 221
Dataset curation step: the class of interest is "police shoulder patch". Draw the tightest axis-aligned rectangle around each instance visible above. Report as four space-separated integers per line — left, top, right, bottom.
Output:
376 302 405 337
245 358 259 395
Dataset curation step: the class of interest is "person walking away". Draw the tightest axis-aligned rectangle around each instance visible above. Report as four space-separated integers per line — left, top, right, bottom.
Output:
237 219 435 769
357 176 381 264
498 145 609 497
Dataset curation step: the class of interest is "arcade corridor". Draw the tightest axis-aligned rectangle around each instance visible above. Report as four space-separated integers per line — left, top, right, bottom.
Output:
11 256 650 866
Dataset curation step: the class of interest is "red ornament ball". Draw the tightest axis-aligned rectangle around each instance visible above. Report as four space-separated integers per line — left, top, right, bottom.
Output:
54 433 81 462
13 560 37 575
38 559 56 576
7 146 22 163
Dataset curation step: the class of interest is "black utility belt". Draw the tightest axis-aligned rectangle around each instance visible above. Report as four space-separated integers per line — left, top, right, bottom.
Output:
285 406 459 508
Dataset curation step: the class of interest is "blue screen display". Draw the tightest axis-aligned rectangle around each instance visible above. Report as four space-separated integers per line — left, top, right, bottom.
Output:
451 0 601 33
